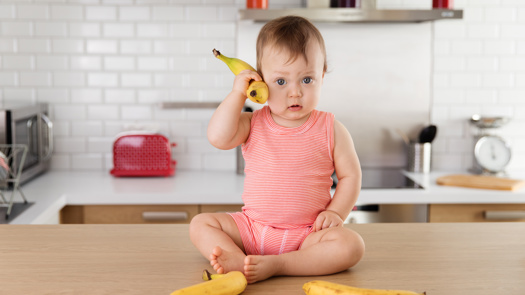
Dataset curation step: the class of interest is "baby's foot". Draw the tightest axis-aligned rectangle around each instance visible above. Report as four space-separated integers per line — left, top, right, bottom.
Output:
209 246 246 274
244 255 283 284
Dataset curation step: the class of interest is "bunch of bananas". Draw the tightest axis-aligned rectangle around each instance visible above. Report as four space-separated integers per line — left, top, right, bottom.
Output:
212 48 268 104
170 270 246 295
303 281 426 295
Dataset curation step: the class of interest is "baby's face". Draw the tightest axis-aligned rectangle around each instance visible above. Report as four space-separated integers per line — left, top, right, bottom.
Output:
260 40 325 128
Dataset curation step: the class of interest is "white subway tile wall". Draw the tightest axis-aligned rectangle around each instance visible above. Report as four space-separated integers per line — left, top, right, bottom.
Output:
432 0 525 172
0 0 524 173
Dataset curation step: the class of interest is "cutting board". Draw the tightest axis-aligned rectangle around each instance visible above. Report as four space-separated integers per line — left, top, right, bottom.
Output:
436 174 525 191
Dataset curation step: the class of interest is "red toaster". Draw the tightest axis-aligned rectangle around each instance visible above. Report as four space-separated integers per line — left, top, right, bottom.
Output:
110 132 176 177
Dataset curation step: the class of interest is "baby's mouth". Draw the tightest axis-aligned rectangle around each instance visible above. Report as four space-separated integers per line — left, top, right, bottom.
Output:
288 104 302 111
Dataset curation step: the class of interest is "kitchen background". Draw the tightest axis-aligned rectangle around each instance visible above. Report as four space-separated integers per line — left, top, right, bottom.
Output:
0 0 524 173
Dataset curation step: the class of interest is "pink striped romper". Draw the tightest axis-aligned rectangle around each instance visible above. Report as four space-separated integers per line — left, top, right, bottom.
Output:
229 106 335 256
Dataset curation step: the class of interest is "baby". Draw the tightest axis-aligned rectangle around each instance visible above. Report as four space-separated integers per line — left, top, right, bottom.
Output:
190 15 364 284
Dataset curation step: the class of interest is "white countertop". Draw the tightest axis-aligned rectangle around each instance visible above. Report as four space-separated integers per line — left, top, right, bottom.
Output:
8 169 525 224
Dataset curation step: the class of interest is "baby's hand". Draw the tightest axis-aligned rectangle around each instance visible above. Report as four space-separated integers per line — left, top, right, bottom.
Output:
313 210 344 232
232 70 262 99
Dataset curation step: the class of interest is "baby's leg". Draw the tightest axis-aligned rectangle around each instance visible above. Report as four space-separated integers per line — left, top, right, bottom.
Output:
243 227 364 283
189 213 246 274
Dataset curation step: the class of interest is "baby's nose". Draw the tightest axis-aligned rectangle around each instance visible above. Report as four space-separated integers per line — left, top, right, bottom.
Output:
288 83 302 97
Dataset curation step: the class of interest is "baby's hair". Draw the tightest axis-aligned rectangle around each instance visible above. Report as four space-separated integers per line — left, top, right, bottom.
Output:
256 15 327 75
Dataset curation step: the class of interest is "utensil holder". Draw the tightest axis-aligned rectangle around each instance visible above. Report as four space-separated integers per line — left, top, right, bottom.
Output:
407 142 431 173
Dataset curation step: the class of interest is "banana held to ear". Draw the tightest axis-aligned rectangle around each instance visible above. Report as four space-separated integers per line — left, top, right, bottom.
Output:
213 48 268 104
171 271 247 295
303 280 426 295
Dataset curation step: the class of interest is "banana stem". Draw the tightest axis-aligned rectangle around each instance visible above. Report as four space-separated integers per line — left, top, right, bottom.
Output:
212 48 221 58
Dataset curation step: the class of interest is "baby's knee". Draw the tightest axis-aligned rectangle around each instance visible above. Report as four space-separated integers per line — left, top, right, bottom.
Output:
327 229 364 269
189 213 213 234
343 230 365 267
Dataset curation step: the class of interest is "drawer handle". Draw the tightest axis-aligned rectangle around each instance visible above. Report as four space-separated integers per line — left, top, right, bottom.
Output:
142 211 188 221
484 211 525 220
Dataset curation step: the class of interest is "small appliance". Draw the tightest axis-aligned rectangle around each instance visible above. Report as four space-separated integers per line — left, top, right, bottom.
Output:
0 103 53 185
110 132 176 177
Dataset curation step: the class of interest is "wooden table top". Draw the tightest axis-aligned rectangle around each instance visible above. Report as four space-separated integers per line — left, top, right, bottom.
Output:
0 223 524 295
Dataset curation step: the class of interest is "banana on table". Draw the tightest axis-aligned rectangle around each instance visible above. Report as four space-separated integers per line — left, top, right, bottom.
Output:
170 271 246 295
213 48 269 104
303 280 426 295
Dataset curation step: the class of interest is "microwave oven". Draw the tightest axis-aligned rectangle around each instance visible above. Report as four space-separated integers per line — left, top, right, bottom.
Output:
0 103 53 185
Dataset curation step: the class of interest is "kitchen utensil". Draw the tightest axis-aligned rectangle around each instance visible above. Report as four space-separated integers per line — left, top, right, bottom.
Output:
110 132 176 177
419 125 437 143
436 174 525 191
395 128 410 145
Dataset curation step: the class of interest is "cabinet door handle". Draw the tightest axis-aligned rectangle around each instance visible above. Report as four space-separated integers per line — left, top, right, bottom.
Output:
142 211 188 221
484 211 525 220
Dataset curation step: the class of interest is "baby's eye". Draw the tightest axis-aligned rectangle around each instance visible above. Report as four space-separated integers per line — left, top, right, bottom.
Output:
303 77 313 84
276 79 286 86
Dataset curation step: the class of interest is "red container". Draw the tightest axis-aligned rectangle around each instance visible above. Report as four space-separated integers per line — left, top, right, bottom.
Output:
433 0 453 9
247 0 268 9
110 133 176 177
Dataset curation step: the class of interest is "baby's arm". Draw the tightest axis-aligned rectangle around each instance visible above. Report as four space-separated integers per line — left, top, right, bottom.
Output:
313 120 361 231
207 70 262 150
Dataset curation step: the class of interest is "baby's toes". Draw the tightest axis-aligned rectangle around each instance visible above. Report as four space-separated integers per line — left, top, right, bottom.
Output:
244 263 257 272
212 246 223 257
216 265 225 274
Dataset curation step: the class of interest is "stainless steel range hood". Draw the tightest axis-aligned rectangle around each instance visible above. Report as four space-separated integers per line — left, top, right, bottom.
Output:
239 8 462 23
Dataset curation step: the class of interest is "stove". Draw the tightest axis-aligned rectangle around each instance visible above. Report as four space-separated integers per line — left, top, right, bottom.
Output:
333 167 423 189
331 168 426 223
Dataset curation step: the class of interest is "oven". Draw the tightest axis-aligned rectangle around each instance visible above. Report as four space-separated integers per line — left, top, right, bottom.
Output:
0 103 53 185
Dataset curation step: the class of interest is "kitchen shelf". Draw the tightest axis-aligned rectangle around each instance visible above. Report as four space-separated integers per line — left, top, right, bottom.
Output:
159 102 220 109
239 8 463 23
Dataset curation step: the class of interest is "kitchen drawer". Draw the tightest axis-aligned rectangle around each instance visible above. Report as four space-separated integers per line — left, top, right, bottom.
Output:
60 205 199 224
199 204 243 213
429 204 525 222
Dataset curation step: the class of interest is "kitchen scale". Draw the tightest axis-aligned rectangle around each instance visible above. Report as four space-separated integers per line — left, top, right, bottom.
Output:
469 115 512 176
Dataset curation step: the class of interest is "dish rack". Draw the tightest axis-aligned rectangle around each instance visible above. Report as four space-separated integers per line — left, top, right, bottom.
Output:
0 144 28 220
